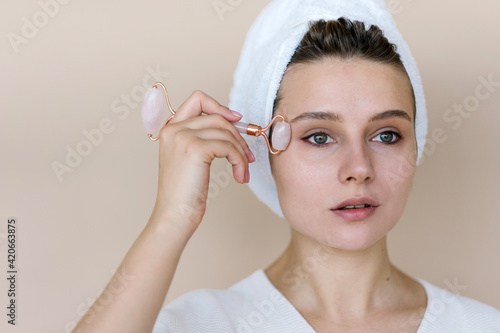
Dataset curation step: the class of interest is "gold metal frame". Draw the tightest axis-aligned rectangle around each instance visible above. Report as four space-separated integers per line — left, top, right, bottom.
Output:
145 82 289 155
148 82 176 141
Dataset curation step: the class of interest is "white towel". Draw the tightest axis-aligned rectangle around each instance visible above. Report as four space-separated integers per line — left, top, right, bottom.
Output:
229 0 427 219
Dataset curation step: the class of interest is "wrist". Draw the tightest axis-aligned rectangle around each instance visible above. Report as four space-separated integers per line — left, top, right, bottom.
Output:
146 210 197 245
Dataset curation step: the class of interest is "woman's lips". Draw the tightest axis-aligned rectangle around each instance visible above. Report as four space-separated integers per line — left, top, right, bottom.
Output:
332 196 379 210
331 205 377 221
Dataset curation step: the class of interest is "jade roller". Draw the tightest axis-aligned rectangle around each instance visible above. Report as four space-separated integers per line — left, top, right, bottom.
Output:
141 82 291 155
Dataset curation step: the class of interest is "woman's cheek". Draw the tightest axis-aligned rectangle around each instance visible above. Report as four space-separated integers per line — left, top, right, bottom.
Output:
376 150 416 192
295 141 339 161
275 155 326 210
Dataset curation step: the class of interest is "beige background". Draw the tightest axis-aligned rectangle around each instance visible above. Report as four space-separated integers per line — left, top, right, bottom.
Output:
1 0 499 332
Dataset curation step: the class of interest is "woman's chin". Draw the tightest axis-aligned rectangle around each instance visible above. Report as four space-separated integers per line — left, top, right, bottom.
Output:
293 224 389 253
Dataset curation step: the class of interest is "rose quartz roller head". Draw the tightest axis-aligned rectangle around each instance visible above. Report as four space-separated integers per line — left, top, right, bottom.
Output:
231 116 291 154
141 82 175 140
141 82 291 154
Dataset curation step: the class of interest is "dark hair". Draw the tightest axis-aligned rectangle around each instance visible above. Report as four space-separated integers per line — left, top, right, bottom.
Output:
270 18 415 142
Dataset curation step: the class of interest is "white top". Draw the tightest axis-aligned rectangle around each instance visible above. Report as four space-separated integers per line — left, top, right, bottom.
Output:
153 269 500 332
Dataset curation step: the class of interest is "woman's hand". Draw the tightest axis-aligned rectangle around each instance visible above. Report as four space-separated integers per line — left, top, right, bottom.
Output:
150 90 255 235
73 91 255 333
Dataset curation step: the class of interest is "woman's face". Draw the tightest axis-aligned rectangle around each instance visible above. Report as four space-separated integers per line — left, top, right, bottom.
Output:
270 58 417 251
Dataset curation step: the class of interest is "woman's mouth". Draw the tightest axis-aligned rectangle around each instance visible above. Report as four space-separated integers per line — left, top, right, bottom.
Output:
338 204 371 210
331 205 377 221
331 197 380 221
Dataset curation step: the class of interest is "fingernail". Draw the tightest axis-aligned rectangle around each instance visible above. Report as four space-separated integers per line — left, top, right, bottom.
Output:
249 149 255 162
231 110 243 118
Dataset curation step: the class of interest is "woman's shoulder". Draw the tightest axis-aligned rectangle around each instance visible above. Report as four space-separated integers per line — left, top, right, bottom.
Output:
157 268 281 310
416 277 500 332
152 269 291 333
152 286 241 333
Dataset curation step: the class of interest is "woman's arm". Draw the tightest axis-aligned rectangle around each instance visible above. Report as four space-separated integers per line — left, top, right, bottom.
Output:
73 90 253 333
72 213 191 333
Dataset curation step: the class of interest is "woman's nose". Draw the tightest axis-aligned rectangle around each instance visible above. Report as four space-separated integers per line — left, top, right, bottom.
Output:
337 143 374 184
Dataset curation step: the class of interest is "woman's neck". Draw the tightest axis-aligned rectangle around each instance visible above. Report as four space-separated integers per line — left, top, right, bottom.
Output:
264 230 422 322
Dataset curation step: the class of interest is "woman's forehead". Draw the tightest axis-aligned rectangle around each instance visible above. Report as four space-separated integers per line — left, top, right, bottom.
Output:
277 58 415 121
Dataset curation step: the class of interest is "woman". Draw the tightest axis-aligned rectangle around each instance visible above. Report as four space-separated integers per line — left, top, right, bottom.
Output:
74 0 500 332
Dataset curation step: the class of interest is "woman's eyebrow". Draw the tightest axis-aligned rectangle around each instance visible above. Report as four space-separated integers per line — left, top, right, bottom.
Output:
369 110 412 123
290 111 341 123
289 110 412 123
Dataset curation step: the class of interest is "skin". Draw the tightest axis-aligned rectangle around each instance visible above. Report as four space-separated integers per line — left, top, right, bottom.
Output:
73 57 426 333
266 58 427 332
73 92 254 333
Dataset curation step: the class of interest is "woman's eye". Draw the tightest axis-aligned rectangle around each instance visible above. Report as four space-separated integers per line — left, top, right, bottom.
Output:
303 132 334 147
373 131 401 144
303 130 401 147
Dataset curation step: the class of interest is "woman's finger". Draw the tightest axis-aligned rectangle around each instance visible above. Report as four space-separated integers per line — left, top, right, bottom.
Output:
188 127 249 166
170 90 242 124
170 129 248 185
175 114 255 163
186 138 249 184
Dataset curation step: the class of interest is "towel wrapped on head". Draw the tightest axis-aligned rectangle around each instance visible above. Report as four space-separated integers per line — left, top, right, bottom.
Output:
229 0 427 219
